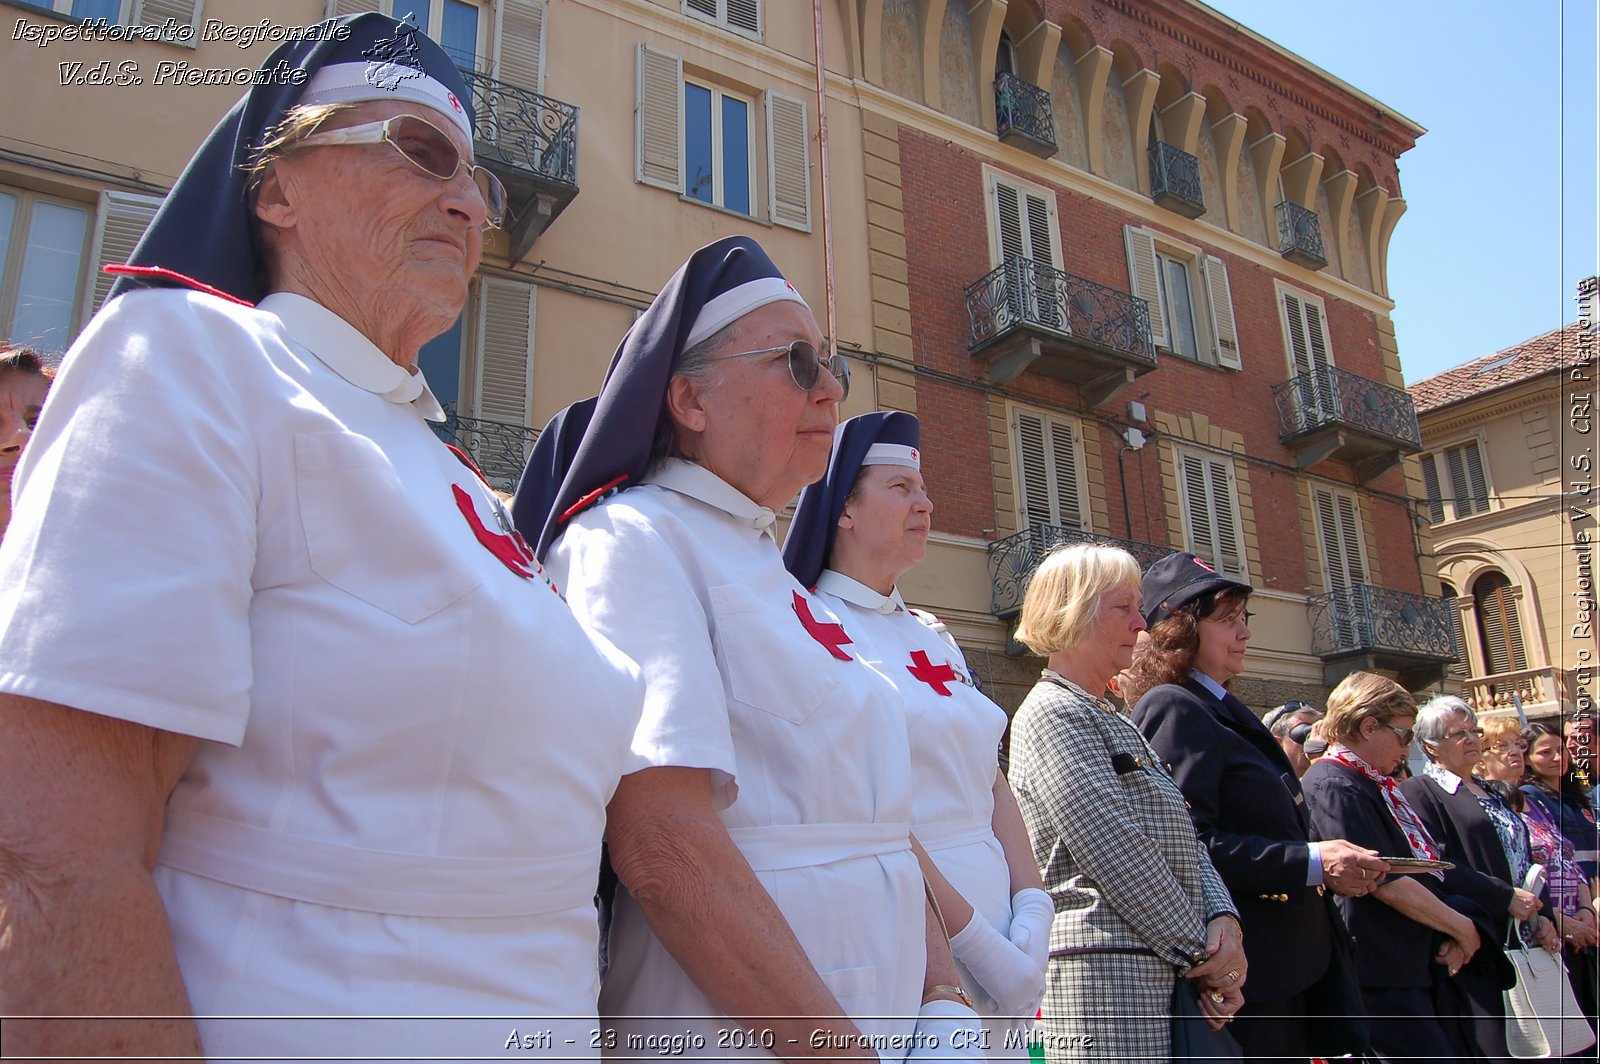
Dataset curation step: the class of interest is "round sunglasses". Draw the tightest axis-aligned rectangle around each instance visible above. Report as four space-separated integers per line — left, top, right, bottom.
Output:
293 114 507 229
705 339 851 400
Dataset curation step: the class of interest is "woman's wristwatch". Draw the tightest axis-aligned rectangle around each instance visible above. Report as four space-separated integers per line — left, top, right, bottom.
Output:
927 984 974 1007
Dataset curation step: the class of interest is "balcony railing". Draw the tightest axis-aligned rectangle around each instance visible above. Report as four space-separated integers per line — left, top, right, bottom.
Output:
457 68 580 260
995 72 1058 158
1310 584 1458 666
432 407 540 494
988 523 1173 617
1463 667 1577 718
1276 200 1327 269
1273 365 1423 452
1149 141 1205 218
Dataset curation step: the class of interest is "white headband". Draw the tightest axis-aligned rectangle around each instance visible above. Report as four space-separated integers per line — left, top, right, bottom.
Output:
299 62 472 139
861 443 920 469
686 277 810 349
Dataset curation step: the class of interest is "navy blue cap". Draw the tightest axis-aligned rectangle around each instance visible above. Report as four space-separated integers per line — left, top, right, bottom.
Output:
511 235 804 559
782 411 921 590
1140 551 1251 628
107 13 474 306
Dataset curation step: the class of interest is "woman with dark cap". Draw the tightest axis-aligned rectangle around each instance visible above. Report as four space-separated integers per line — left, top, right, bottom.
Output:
513 237 982 1061
782 411 1052 1056
0 15 641 1060
1124 552 1386 1063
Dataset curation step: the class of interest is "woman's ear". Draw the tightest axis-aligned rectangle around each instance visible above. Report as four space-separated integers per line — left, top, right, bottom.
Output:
665 373 708 439
253 164 297 231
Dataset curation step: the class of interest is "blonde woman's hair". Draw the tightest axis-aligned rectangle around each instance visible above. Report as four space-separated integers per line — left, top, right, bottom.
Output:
1013 544 1140 656
1323 671 1417 744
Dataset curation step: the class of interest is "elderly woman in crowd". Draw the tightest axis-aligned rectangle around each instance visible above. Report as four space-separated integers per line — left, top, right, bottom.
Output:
1476 716 1527 787
782 411 1052 1056
1124 553 1382 1064
512 236 980 1060
1005 544 1245 1062
1404 696 1559 1062
0 343 53 539
1301 671 1487 1062
0 16 644 1060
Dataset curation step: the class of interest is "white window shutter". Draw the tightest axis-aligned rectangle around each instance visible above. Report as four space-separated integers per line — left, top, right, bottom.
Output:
1305 299 1331 370
727 0 761 35
1024 191 1054 268
1015 410 1051 528
140 0 202 44
325 0 378 18
686 0 718 18
1202 255 1241 370
766 90 811 231
1462 442 1488 514
1180 452 1212 557
636 44 683 192
87 190 162 316
1207 457 1243 576
1314 486 1366 594
1047 418 1082 528
1123 226 1168 349
496 0 546 93
475 277 535 426
994 181 1024 263
1336 492 1366 586
1282 291 1312 375
1421 455 1445 524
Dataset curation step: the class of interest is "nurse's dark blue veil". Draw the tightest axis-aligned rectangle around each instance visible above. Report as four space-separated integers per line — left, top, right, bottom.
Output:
782 411 921 590
512 236 797 559
106 13 474 307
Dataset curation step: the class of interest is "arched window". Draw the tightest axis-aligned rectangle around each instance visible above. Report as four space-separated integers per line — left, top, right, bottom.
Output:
996 31 1016 77
1473 571 1527 675
1440 581 1468 677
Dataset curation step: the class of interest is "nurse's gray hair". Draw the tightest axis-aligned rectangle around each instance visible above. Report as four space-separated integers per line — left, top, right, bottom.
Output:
1415 694 1477 755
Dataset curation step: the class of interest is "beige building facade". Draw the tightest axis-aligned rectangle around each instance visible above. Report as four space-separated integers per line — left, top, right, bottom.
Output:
1410 286 1599 723
4 0 1451 714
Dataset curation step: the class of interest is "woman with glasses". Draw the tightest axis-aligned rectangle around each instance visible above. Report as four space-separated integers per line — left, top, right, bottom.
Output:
782 411 1052 1057
1477 716 1527 786
0 15 642 1061
1301 672 1485 1062
1403 696 1559 1062
1125 553 1383 1064
512 237 982 1061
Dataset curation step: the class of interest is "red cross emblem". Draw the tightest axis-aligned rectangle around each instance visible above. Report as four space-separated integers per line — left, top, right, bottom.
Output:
454 484 541 580
906 650 959 696
447 90 462 113
1192 556 1215 573
792 591 852 661
910 447 919 461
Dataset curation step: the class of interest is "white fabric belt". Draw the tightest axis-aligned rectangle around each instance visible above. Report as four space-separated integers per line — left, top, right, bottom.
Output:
157 807 598 918
726 820 912 872
912 815 994 852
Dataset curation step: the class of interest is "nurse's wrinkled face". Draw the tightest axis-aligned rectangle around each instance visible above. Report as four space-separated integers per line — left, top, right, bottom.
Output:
670 302 844 511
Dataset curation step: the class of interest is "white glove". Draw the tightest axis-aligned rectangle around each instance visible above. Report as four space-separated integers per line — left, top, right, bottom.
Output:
949 909 1046 1016
905 998 985 1064
1007 887 1055 977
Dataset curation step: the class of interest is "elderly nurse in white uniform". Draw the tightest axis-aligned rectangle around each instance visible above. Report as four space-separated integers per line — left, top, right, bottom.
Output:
0 15 640 1061
512 237 982 1062
783 412 1054 1058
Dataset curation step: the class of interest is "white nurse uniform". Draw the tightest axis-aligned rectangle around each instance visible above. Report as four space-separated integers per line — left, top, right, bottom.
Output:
546 459 925 1060
0 288 643 1062
811 571 1028 1059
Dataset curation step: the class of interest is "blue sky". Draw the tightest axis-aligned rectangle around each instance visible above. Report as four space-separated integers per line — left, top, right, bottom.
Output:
1207 0 1598 384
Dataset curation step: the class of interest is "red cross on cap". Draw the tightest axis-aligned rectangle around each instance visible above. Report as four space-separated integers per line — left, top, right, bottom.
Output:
448 91 462 113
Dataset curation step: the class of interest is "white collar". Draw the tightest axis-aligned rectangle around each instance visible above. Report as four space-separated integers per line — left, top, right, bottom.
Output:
1423 761 1466 794
1189 669 1228 701
645 458 777 537
815 569 905 614
259 292 446 422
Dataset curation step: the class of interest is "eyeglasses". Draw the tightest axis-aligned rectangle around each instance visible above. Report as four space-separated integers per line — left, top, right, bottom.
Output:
705 339 851 400
1440 727 1482 743
1487 740 1528 753
1381 723 1416 746
293 114 507 229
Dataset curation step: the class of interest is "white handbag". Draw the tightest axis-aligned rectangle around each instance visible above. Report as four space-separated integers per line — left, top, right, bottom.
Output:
1503 923 1596 1058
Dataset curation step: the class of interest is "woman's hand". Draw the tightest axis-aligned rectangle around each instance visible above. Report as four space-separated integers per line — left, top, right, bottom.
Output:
1006 888 1054 977
948 910 1045 1016
1533 915 1563 954
1186 915 1246 992
1193 982 1244 1031
1508 886 1542 922
1557 909 1598 950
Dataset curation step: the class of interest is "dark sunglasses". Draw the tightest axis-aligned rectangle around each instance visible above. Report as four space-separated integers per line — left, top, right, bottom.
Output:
1381 723 1416 746
294 114 507 229
707 339 851 399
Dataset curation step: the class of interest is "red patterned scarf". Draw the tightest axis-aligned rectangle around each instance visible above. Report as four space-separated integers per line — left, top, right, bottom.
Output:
1327 745 1445 878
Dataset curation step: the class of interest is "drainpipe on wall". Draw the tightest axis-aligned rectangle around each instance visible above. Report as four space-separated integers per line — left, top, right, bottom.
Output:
811 0 837 360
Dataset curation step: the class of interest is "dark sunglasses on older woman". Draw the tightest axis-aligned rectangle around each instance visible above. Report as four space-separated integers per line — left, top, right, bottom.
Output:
707 340 851 400
294 114 508 229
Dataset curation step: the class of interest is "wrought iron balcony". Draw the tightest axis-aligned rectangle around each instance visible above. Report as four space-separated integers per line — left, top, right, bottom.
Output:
995 73 1058 158
432 406 540 494
1463 667 1577 719
1272 366 1422 481
1276 200 1327 270
1310 584 1458 688
457 68 579 262
989 523 1172 618
966 256 1156 404
1149 141 1204 218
